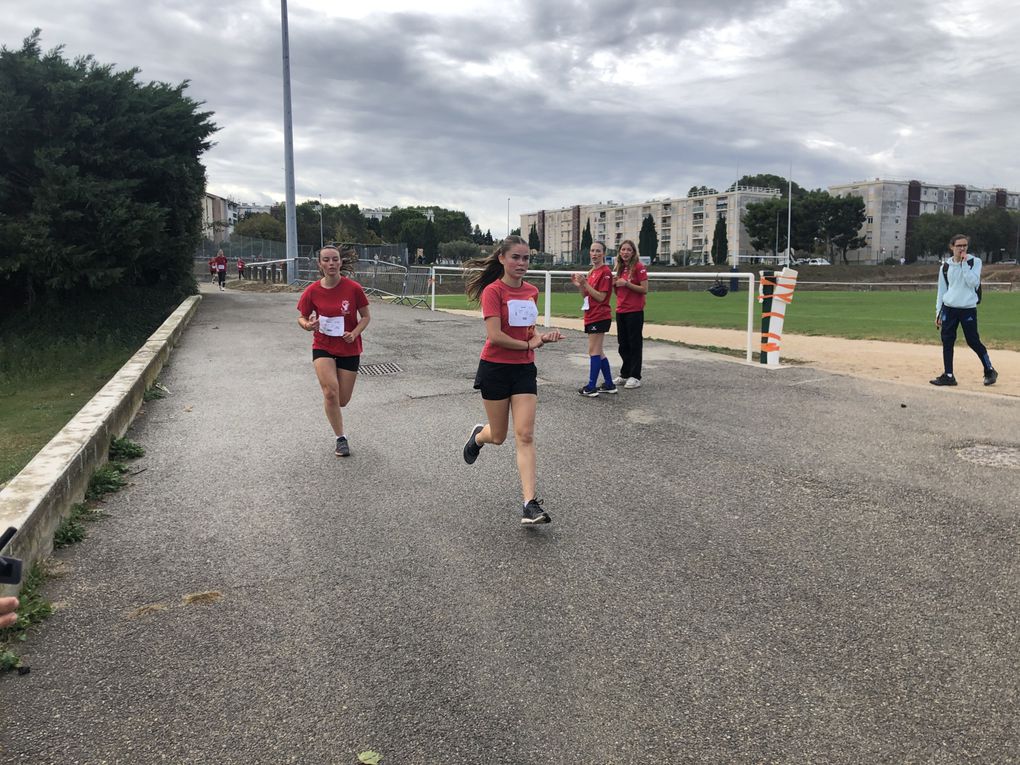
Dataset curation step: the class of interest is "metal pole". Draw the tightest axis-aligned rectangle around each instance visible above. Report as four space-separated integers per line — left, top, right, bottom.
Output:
544 271 552 328
775 211 780 261
318 194 323 249
507 197 510 238
786 166 793 266
280 0 298 280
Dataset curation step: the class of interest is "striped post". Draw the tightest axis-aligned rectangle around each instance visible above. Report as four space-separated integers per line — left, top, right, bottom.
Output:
757 267 799 366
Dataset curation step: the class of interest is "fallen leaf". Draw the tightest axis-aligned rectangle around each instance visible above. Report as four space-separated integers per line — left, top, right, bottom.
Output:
182 591 223 606
358 751 382 765
128 603 169 619
184 406 193 412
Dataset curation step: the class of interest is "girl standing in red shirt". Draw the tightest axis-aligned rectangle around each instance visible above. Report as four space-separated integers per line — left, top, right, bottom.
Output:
461 235 563 525
612 239 648 389
570 241 617 396
297 245 371 457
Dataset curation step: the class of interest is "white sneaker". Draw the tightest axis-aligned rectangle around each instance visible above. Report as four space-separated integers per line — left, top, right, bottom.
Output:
624 377 642 389
612 376 626 386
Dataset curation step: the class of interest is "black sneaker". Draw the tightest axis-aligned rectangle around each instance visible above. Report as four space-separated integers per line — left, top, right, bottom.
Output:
598 383 619 394
335 436 351 457
929 374 957 386
984 368 998 386
521 499 550 525
463 424 484 465
578 386 600 397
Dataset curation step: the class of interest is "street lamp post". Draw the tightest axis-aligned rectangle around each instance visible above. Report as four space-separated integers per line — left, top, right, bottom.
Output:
507 197 511 238
317 194 323 249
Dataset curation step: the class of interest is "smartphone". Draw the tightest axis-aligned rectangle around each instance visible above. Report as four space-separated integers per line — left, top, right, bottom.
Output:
0 527 23 586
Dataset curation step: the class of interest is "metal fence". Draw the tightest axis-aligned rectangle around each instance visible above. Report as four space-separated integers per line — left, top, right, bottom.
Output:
194 238 409 282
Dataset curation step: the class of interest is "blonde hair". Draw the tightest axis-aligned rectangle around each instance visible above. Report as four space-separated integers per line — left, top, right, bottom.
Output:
464 235 529 301
615 239 637 278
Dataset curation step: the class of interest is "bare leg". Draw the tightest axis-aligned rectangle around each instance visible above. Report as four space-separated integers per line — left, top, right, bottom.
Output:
509 393 538 503
313 358 344 435
479 398 511 446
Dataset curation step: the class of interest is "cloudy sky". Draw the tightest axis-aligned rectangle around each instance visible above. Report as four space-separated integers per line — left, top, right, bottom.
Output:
3 0 1019 235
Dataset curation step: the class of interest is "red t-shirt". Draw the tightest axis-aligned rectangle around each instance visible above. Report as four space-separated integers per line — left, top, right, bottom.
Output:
208 259 216 273
237 259 245 270
297 278 369 357
479 279 539 365
214 255 227 272
615 262 648 314
583 265 613 323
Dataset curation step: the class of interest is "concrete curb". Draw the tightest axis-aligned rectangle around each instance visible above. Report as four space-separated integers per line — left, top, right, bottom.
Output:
0 294 202 596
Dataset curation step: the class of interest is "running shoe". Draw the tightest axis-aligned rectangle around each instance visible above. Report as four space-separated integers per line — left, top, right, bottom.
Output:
624 378 642 389
578 386 600 397
463 424 484 465
335 436 351 457
521 499 551 525
613 376 626 386
598 383 619 394
984 368 998 386
929 374 957 386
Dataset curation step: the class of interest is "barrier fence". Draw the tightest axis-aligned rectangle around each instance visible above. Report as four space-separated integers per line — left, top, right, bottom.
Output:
429 267 759 363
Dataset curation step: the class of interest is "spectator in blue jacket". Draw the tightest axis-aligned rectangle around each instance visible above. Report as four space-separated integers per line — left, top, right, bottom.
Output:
931 234 997 386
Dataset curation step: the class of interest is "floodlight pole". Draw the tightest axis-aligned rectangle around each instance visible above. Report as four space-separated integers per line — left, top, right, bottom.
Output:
786 166 793 267
281 0 298 281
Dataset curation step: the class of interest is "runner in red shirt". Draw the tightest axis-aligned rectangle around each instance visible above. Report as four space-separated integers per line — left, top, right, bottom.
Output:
214 250 228 291
296 245 371 457
461 235 563 525
208 258 216 282
570 241 617 396
612 239 648 389
236 257 246 280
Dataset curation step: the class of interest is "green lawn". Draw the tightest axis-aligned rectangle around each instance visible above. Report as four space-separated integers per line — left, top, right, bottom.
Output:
432 290 1020 350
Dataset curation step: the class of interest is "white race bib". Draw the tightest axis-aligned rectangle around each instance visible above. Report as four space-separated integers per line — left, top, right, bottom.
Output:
318 315 345 336
507 299 538 327
582 296 590 311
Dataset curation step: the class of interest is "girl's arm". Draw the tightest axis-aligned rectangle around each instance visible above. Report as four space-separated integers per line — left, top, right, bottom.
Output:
343 304 371 342
484 316 544 350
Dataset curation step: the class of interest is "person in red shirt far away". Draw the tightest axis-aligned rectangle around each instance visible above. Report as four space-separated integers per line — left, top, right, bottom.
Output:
461 235 563 525
296 245 371 458
612 239 648 389
237 257 246 280
571 240 617 396
213 249 228 291
208 257 217 283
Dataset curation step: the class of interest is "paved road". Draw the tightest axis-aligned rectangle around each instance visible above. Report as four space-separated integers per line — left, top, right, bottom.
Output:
3 287 1018 764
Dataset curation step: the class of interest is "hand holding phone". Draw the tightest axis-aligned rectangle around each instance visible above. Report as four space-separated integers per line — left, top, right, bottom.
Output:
0 527 23 586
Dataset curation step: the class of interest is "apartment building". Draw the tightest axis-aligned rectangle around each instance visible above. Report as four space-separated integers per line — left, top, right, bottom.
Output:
521 187 781 265
827 179 1020 263
202 193 240 243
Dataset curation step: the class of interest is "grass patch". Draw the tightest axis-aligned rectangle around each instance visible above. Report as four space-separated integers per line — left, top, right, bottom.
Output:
53 502 106 548
110 436 145 461
432 289 1020 351
0 564 54 672
86 462 128 501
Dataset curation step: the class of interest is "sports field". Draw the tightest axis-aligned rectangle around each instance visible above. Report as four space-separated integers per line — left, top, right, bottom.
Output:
431 289 1020 350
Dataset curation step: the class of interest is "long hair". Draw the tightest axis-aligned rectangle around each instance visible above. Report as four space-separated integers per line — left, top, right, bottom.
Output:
464 235 528 301
615 239 637 278
318 243 358 277
587 240 607 276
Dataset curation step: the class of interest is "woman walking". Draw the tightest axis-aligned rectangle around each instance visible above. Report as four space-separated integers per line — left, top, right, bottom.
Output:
297 245 371 457
462 235 563 525
571 241 617 396
612 239 648 389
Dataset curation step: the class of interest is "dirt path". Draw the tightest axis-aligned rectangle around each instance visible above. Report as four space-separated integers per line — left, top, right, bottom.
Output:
441 308 1019 398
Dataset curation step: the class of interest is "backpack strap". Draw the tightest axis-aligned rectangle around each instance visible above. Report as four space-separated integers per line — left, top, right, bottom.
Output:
942 262 949 287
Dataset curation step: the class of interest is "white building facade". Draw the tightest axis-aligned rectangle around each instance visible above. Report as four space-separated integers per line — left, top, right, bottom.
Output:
827 179 1020 263
202 193 240 243
521 187 781 265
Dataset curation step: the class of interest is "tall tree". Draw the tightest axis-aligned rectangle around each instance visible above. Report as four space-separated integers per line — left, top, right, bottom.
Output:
233 213 285 241
711 216 729 265
422 220 440 263
579 218 592 256
687 185 718 197
638 215 657 262
907 212 957 263
528 223 541 251
0 30 217 311
825 195 867 264
742 198 788 255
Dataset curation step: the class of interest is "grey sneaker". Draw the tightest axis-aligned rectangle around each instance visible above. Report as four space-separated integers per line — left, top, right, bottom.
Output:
463 424 484 465
578 386 600 397
929 374 957 386
335 436 351 457
521 499 550 525
984 368 998 386
598 383 619 394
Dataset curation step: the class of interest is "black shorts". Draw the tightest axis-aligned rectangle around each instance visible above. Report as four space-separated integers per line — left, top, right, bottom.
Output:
584 319 612 334
474 360 538 400
312 349 360 372
217 271 226 284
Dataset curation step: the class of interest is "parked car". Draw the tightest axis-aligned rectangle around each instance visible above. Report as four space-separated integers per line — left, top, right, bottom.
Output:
805 258 831 266
998 259 1017 265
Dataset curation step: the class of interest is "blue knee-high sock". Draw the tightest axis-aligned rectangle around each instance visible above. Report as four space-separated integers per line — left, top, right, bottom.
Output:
600 356 613 385
588 355 600 389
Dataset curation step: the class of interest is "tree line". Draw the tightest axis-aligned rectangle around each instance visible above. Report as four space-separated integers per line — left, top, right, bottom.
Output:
0 31 216 315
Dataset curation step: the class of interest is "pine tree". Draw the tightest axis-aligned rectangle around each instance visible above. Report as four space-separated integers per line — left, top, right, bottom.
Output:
638 215 657 263
528 223 541 251
580 219 593 258
712 216 729 265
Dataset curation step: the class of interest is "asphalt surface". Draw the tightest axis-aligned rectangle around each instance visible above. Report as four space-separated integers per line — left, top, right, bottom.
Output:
2 286 1018 764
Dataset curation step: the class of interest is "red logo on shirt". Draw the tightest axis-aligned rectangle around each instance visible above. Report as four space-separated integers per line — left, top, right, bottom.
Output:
341 300 350 313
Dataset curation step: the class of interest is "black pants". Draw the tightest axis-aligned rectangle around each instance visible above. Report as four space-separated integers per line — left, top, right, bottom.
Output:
940 306 991 374
616 310 644 380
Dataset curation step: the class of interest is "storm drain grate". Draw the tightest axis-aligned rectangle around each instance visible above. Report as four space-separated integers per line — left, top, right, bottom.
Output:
360 362 403 377
956 444 1020 469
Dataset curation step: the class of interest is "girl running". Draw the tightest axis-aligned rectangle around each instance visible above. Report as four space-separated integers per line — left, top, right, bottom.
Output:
612 239 648 388
297 245 371 457
570 241 616 396
462 235 563 525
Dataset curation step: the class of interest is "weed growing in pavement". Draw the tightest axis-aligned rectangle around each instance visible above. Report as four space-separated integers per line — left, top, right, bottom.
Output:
110 436 145 461
0 565 53 672
86 462 127 501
